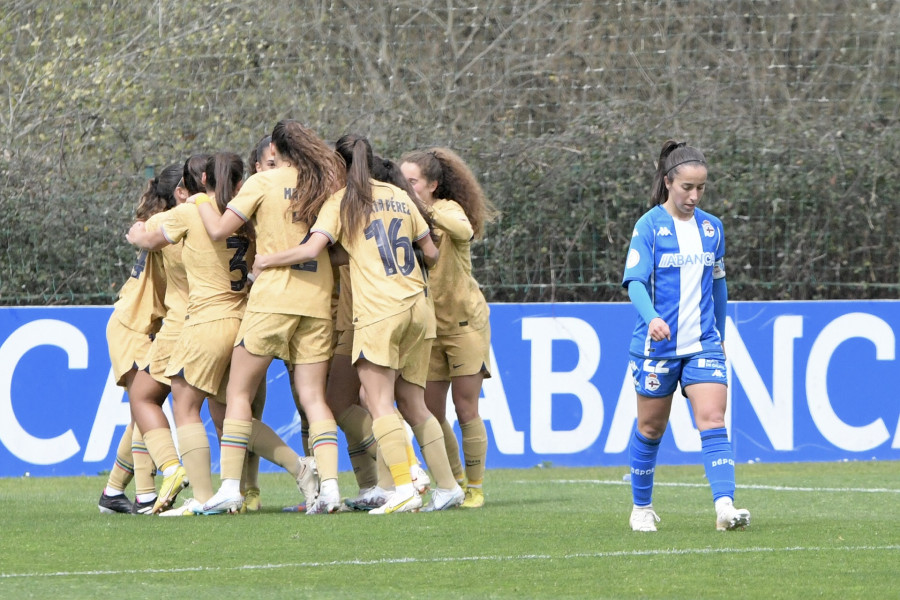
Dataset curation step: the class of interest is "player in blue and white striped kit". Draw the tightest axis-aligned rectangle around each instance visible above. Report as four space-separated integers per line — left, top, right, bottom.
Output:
622 140 751 532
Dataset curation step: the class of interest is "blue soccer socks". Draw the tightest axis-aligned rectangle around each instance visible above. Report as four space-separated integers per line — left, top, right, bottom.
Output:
629 429 661 507
700 427 736 502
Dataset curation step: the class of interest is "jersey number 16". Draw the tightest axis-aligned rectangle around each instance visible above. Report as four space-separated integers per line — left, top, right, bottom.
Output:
366 218 414 277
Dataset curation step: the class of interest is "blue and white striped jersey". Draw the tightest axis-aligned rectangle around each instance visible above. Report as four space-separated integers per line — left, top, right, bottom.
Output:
622 204 726 358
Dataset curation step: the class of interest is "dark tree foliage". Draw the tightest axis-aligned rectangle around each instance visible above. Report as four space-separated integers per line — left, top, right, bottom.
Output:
1 1 897 304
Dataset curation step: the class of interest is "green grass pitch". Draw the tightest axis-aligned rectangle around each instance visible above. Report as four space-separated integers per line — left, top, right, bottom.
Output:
1 461 897 599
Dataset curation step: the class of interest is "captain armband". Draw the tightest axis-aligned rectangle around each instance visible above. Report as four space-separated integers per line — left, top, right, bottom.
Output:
712 258 726 280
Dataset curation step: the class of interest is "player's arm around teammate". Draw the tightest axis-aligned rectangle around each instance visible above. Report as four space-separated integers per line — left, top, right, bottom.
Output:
622 140 749 533
236 134 282 513
400 148 498 509
255 134 465 514
128 152 256 514
321 154 439 512
194 121 343 515
99 164 184 515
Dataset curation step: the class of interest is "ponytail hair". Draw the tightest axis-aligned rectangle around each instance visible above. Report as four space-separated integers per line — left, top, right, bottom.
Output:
205 151 254 240
135 162 181 221
183 153 210 196
400 147 497 239
334 134 374 242
650 140 707 206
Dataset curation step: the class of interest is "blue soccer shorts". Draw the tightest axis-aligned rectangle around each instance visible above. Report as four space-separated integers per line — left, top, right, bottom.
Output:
629 350 727 397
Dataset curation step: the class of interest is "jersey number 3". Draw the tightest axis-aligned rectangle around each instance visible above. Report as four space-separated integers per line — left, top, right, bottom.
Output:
227 237 250 291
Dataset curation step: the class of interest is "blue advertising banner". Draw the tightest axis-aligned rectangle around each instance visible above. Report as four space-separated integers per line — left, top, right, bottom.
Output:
1 301 897 477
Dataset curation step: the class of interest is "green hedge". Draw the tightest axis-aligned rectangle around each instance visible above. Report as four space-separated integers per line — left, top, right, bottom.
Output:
3 119 897 305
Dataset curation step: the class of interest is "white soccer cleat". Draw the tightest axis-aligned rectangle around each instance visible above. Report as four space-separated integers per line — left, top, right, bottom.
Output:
369 485 422 515
306 479 341 515
410 463 431 495
295 456 319 504
716 502 751 531
630 505 661 532
421 485 465 512
343 486 390 511
158 498 203 517
199 490 243 515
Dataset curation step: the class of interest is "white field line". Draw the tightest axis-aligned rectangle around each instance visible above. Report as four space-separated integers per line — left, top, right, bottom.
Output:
2 545 899 580
514 479 900 494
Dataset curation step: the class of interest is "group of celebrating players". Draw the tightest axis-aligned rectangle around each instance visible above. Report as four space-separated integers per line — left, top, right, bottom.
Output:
97 124 751 532
97 120 495 516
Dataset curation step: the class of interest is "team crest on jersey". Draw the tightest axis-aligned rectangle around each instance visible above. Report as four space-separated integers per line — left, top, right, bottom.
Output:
657 227 672 237
626 249 641 269
702 220 715 237
645 373 661 392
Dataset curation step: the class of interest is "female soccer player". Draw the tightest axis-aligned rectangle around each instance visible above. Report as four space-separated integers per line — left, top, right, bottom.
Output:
335 153 435 511
127 152 252 514
400 148 497 508
130 156 209 515
195 121 342 515
253 134 464 514
99 164 183 514
622 140 750 532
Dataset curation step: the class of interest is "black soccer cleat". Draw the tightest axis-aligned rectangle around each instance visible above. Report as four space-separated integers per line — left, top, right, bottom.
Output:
98 491 135 514
132 497 157 515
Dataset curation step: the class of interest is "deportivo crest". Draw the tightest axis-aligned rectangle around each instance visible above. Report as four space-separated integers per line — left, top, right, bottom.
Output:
645 373 661 392
626 249 641 269
702 220 715 237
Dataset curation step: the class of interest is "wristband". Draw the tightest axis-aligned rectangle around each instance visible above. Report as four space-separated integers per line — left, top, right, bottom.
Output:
195 193 212 206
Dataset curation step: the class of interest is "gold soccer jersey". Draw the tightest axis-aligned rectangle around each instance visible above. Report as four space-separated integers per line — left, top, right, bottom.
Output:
111 247 166 334
428 199 489 335
146 211 189 328
313 180 430 328
158 203 252 323
226 167 333 319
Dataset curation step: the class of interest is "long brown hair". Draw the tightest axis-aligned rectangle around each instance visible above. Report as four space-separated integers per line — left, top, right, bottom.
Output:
333 134 373 242
134 163 181 221
270 119 341 226
400 147 498 239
